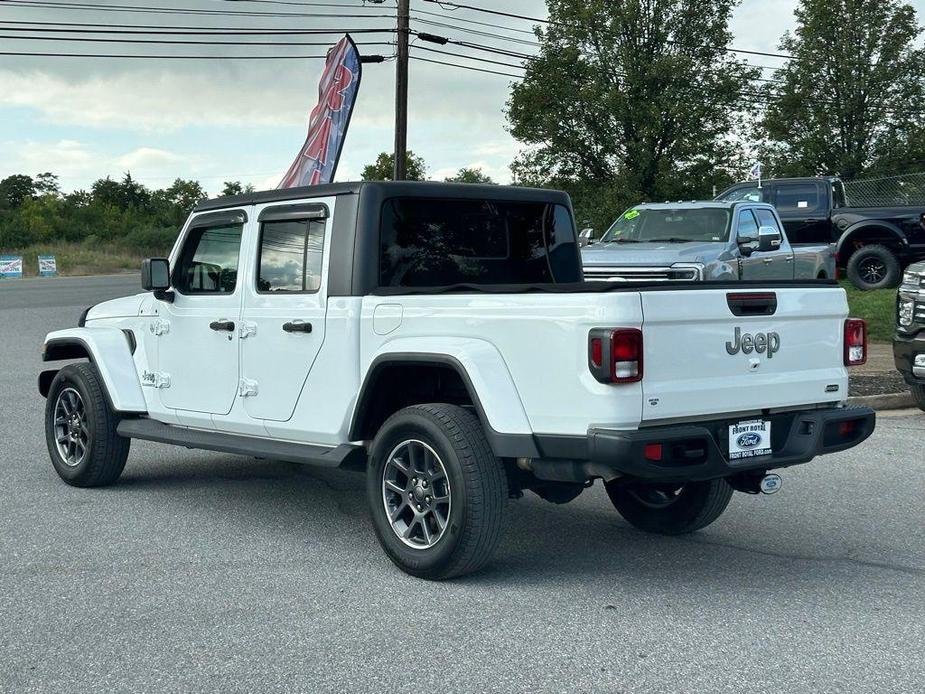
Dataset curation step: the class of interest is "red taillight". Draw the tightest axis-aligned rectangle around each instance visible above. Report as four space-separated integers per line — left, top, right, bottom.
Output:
611 329 643 382
588 328 644 384
590 338 603 368
844 318 867 366
643 443 663 461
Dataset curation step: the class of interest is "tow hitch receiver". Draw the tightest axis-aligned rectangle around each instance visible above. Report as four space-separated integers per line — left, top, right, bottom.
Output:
730 472 782 495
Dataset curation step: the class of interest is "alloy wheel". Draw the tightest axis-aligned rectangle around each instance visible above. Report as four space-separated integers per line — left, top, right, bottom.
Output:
859 257 886 284
382 439 452 549
53 387 89 467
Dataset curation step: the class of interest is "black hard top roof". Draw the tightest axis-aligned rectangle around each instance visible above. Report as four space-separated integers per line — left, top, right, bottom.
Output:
193 180 572 213
732 176 839 185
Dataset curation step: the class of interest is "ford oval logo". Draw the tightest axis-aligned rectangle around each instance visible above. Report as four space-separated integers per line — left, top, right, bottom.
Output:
736 432 763 449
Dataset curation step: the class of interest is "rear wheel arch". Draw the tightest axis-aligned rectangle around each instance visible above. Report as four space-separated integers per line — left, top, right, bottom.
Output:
836 223 907 262
349 354 539 459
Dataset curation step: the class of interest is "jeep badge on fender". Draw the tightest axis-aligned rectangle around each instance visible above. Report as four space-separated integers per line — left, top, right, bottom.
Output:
726 327 781 358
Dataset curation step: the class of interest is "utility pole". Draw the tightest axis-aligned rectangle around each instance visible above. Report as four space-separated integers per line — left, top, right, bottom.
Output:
393 0 410 180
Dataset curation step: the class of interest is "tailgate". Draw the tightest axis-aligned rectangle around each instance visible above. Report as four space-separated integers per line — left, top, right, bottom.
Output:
640 287 848 422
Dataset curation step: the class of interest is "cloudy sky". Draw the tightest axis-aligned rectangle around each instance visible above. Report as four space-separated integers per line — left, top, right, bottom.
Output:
0 0 920 194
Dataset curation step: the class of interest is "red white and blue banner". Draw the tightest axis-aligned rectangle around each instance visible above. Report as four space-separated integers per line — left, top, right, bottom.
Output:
279 34 362 188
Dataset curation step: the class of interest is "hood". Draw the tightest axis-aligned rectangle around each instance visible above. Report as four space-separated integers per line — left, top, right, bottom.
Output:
581 241 722 266
85 293 148 322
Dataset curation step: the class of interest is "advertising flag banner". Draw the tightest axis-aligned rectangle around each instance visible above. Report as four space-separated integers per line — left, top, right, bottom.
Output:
749 162 762 180
279 35 362 188
0 255 23 279
38 255 58 277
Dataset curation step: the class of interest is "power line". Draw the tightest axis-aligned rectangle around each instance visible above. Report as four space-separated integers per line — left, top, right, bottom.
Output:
412 16 540 48
218 0 380 6
419 0 796 61
0 34 393 47
0 51 336 59
411 43 525 71
0 0 393 19
0 20 397 35
410 54 522 78
412 7 537 36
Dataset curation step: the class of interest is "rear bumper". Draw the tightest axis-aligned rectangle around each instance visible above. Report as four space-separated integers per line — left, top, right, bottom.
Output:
531 406 875 484
893 334 925 384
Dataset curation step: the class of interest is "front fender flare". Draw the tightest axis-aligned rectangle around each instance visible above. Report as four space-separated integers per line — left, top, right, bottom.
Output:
42 328 146 413
353 337 538 458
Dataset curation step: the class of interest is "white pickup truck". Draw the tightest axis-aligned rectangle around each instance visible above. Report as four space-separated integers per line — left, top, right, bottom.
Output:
40 182 875 579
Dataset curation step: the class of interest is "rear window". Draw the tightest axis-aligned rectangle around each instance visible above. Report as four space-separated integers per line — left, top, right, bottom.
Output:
775 183 821 212
378 198 580 287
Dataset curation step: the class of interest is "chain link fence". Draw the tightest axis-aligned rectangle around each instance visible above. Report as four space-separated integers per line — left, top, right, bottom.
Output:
842 172 925 207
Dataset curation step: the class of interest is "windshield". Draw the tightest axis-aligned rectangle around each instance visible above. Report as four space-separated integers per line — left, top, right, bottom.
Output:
600 207 731 244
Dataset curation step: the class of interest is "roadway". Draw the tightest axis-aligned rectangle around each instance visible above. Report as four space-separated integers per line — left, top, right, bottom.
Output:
1 274 923 693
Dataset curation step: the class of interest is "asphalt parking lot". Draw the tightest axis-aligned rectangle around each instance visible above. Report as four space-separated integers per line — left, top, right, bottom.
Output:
1 274 923 693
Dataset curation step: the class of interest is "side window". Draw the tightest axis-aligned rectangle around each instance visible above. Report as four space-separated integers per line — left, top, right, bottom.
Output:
174 223 243 294
774 183 821 212
720 184 762 203
754 208 780 231
736 209 760 240
257 218 325 293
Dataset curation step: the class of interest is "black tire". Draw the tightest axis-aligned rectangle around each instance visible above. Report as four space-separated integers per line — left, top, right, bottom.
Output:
604 479 733 535
366 404 506 580
912 384 925 413
44 363 130 487
846 245 901 290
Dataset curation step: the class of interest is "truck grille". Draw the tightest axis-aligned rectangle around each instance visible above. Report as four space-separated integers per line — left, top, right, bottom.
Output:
582 265 701 282
916 301 925 323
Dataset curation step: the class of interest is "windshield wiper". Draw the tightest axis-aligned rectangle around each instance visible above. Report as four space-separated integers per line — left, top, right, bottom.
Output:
645 237 697 243
604 237 640 243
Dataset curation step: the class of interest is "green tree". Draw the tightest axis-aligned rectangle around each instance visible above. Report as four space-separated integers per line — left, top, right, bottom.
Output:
506 0 757 232
221 180 256 196
444 167 495 184
361 151 428 181
91 173 151 211
34 172 60 197
0 174 36 209
758 0 925 180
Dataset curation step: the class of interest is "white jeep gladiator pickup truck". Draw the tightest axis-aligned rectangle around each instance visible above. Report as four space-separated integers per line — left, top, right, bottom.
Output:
39 181 875 579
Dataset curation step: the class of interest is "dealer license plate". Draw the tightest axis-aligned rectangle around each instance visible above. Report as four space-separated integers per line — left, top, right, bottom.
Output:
728 420 772 460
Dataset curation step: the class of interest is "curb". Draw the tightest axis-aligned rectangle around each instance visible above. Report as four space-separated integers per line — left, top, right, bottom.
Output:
848 392 915 411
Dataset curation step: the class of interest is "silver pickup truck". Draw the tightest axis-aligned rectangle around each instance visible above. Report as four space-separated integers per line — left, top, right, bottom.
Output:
581 201 836 282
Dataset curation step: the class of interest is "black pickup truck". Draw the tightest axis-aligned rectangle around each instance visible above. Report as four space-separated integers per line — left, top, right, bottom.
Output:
716 177 925 290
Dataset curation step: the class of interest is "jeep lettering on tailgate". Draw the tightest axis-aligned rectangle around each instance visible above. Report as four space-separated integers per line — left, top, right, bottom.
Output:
726 327 780 357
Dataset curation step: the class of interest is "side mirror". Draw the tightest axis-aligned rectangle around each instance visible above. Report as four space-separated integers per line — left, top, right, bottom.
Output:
757 225 782 253
579 228 595 247
737 231 758 256
141 258 170 291
142 258 173 302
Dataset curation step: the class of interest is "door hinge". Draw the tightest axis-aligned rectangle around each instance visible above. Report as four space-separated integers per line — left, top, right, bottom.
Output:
238 378 259 397
239 321 258 339
141 370 171 388
150 319 170 336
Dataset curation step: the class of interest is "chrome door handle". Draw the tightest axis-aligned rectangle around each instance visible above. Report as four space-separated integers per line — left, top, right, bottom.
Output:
282 321 312 333
209 320 235 332
762 258 773 264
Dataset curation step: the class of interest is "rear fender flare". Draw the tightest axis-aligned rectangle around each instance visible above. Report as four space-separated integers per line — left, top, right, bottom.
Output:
836 222 908 259
352 337 538 458
42 328 146 413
